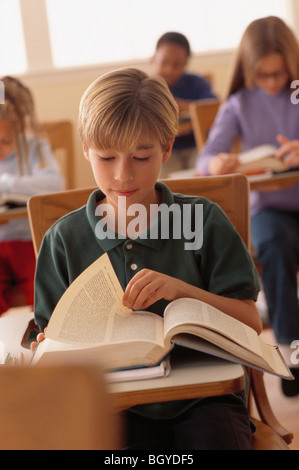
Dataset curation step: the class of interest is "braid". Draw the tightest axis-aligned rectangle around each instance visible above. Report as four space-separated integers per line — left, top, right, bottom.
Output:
0 76 45 174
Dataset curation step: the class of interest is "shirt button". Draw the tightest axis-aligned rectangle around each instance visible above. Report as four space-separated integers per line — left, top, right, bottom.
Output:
130 263 138 271
126 243 133 250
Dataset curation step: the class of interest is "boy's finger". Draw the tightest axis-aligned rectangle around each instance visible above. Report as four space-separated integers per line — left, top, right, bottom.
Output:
30 341 38 352
36 332 45 342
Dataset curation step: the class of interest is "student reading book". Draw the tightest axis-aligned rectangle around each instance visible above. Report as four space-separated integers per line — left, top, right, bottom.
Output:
32 68 262 450
32 253 291 380
152 32 216 177
0 76 64 316
196 16 299 397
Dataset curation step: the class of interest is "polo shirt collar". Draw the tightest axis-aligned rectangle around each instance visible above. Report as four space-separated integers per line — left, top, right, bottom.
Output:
86 182 174 253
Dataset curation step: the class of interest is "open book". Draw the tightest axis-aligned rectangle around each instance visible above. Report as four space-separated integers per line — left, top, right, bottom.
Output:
32 253 293 380
237 145 287 173
0 194 28 210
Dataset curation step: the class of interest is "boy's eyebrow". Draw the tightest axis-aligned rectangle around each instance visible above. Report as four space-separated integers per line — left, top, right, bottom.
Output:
135 144 155 150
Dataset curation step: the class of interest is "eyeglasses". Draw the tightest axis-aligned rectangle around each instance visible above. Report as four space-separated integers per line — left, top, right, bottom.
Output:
255 70 289 82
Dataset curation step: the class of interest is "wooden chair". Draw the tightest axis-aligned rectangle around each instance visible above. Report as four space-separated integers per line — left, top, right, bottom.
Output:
189 99 240 155
189 99 221 152
27 174 293 449
42 120 75 189
0 364 122 450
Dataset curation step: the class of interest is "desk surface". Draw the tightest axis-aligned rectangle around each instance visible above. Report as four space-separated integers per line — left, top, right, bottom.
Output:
248 170 299 191
0 207 28 224
177 119 193 136
166 169 299 192
109 350 245 411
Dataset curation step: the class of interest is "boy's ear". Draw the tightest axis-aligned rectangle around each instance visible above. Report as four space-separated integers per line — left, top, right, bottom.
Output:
162 138 175 163
83 145 90 161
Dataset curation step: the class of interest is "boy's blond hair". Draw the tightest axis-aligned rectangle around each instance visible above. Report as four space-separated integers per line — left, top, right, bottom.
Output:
78 68 178 152
227 16 299 97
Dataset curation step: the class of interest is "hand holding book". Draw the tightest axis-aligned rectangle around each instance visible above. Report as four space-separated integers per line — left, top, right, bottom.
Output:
123 269 191 311
209 135 299 176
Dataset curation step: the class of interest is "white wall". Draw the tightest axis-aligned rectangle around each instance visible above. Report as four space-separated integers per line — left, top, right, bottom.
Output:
22 0 299 188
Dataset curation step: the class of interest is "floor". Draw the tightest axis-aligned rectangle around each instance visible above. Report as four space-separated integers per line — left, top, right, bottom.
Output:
255 328 299 450
3 306 299 450
255 287 299 450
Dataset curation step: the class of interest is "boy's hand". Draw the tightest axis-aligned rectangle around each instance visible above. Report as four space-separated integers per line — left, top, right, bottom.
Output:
30 329 47 352
209 153 239 175
123 269 187 311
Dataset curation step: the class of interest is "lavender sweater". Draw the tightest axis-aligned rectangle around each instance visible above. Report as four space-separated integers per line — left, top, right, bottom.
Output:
196 87 299 215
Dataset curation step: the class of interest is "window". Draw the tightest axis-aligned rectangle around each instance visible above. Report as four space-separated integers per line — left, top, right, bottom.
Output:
45 0 289 68
0 0 292 75
0 0 27 75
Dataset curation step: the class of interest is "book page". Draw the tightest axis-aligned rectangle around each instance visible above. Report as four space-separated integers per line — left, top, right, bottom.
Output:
105 358 171 383
0 194 28 210
237 145 286 172
163 298 263 356
258 340 292 377
239 145 277 164
45 253 164 347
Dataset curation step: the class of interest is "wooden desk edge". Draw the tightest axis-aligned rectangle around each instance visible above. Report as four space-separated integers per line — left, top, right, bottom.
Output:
0 207 28 224
249 171 299 191
110 374 245 412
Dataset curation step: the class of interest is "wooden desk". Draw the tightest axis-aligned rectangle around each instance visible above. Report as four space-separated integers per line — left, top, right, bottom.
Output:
109 351 245 411
167 169 299 193
248 170 299 191
0 207 28 225
0 313 245 411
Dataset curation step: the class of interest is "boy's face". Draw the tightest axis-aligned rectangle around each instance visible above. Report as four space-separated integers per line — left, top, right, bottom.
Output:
152 43 188 87
0 118 16 161
84 134 174 214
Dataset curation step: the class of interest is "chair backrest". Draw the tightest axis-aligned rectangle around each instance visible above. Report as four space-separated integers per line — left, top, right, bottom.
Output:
28 174 249 256
42 120 75 189
0 364 121 450
28 186 96 257
189 99 221 152
163 175 250 248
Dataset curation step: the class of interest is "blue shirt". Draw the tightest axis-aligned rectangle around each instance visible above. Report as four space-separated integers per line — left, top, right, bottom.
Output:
0 136 65 241
170 73 216 150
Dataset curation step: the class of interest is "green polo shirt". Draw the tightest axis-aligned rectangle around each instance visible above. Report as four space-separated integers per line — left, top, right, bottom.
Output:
34 182 259 419
35 182 259 330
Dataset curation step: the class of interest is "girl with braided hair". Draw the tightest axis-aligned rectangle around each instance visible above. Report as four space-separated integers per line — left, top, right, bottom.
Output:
0 76 64 315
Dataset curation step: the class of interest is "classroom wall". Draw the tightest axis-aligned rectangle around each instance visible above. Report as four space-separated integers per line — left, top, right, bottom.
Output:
18 0 299 189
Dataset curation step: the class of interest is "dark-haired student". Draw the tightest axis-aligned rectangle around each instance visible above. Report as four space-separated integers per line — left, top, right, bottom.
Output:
152 32 217 176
